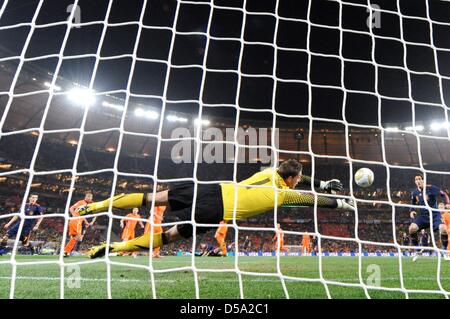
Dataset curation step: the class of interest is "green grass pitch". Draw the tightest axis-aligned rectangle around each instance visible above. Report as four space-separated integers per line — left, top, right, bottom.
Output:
0 255 449 299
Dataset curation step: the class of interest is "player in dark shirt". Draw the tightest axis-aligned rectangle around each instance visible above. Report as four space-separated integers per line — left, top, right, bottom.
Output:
242 236 251 251
409 175 449 261
1 194 45 249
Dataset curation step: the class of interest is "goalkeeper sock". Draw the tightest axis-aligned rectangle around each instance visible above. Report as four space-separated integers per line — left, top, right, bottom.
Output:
110 233 163 253
410 232 419 247
83 193 145 215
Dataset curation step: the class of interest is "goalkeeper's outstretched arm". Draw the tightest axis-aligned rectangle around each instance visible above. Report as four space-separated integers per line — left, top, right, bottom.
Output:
282 191 355 211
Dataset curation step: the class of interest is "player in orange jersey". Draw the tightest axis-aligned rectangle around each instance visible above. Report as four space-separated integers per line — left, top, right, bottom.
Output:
301 232 311 255
64 192 95 257
214 221 228 256
439 202 450 260
272 223 287 253
144 206 166 258
121 208 145 241
121 208 145 257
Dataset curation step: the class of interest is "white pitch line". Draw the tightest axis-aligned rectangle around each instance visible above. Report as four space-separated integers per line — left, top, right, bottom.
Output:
0 275 449 284
0 276 172 283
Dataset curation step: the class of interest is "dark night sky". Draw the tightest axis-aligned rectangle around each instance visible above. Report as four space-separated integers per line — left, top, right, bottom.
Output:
0 0 450 127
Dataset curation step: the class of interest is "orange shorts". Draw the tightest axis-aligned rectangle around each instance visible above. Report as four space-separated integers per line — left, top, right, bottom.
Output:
275 241 285 250
144 225 163 235
69 220 82 237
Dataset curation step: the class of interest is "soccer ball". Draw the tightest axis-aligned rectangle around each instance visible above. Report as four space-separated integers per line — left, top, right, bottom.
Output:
354 168 374 188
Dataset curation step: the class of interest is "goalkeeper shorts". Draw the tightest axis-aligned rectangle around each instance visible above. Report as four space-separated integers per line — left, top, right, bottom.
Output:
167 182 224 239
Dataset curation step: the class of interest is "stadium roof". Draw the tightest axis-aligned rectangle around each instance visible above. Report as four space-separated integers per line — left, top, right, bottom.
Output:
1 64 449 167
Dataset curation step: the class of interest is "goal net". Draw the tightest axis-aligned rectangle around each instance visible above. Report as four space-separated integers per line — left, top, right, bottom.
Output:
0 0 449 299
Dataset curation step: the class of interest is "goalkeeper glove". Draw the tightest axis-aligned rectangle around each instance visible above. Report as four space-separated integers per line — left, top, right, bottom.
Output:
75 204 93 216
337 198 355 211
320 179 343 193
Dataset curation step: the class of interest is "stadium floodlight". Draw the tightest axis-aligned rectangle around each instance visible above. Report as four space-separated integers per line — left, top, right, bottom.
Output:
44 82 61 91
134 108 159 119
145 111 159 119
167 115 188 123
430 122 449 131
68 140 78 146
385 127 399 132
194 119 211 126
102 101 125 111
405 125 424 132
134 108 145 117
67 88 96 107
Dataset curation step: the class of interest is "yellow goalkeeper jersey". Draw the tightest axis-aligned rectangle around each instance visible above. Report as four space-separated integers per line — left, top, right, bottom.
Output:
220 168 338 221
220 168 292 221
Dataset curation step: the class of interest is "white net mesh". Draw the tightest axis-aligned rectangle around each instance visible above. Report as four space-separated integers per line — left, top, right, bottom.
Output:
0 0 449 299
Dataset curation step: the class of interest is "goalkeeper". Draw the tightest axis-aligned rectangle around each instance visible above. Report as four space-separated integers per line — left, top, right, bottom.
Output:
80 159 354 258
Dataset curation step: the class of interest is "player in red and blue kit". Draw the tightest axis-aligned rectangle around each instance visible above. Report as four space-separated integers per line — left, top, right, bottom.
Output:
1 194 45 250
408 175 449 260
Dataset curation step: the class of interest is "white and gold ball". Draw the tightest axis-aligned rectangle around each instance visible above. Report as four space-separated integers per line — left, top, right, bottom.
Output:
355 168 374 188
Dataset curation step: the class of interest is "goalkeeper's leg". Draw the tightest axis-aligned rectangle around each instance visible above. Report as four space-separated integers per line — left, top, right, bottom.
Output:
78 191 168 216
89 183 224 258
89 225 182 259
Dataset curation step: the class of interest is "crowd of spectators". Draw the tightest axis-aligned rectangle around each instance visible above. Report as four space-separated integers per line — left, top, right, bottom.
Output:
0 203 441 256
0 134 448 255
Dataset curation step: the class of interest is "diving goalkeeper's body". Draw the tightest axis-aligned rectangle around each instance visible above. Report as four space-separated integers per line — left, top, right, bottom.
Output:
79 159 354 258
